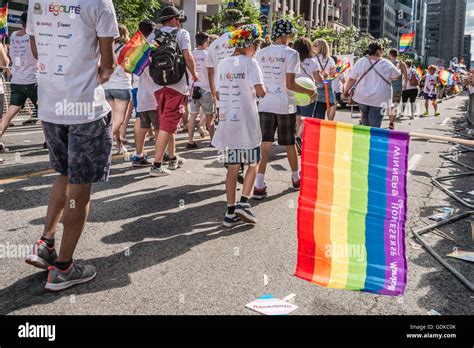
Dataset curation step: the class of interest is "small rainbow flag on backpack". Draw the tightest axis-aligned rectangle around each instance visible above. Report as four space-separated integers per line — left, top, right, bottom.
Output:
117 31 155 76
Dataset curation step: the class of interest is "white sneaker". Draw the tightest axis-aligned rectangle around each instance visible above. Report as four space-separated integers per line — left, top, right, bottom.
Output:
168 156 185 170
150 165 171 177
117 145 128 155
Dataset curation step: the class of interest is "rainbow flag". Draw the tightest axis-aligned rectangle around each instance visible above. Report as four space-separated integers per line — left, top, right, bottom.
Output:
117 31 153 76
0 2 8 40
296 119 409 296
438 68 457 86
415 66 423 81
453 84 462 95
399 33 415 53
324 61 351 83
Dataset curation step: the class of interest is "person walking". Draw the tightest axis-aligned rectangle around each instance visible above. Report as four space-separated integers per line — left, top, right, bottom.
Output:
343 42 401 128
402 60 419 119
313 39 336 120
388 49 408 129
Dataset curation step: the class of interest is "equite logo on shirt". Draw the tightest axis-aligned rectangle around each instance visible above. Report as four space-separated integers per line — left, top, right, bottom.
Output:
226 72 245 81
48 4 81 16
268 57 286 63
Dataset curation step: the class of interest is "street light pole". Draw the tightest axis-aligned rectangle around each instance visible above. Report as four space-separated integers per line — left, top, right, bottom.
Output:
268 0 274 37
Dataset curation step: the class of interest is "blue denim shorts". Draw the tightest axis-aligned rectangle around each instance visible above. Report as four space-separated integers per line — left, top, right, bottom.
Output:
296 102 316 117
105 88 132 101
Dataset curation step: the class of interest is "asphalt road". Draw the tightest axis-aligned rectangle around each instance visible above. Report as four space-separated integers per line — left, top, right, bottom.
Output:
0 95 473 315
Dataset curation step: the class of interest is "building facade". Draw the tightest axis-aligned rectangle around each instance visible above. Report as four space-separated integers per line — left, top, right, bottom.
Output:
463 35 472 70
369 0 397 45
340 0 371 34
425 0 467 67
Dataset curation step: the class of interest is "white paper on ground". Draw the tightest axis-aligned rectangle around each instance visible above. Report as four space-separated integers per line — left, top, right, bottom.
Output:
245 294 298 315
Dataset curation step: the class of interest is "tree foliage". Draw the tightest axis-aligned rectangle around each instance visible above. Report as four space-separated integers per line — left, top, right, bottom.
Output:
206 0 261 35
112 0 160 33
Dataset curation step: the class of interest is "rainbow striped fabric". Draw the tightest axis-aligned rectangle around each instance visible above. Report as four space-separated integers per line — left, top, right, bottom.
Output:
399 33 415 53
438 68 458 86
296 119 409 296
117 31 154 76
453 84 462 94
324 61 351 83
415 66 423 81
0 2 8 40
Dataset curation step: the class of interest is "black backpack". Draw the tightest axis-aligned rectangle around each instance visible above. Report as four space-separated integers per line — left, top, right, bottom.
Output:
149 28 188 86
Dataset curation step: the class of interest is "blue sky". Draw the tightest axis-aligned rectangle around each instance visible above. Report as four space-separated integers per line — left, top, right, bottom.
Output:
466 0 474 57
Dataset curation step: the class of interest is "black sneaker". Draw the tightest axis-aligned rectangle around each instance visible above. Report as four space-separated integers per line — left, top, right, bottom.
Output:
186 142 198 150
0 143 8 153
132 155 151 167
235 202 257 224
223 213 242 227
292 177 301 191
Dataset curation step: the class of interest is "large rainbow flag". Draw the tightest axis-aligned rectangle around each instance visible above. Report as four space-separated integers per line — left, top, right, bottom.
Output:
415 66 423 81
399 33 415 53
296 119 409 296
117 31 154 76
0 1 8 40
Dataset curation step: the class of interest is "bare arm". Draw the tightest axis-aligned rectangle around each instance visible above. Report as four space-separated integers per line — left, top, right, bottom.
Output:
313 70 324 84
29 36 37 61
182 49 198 81
0 43 9 68
208 67 216 100
254 84 266 98
343 78 357 97
98 37 116 84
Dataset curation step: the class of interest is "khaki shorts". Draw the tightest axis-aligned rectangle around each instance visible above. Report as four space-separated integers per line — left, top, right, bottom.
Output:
190 90 214 114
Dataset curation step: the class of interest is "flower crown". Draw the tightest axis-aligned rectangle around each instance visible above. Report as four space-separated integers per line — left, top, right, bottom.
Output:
228 24 262 48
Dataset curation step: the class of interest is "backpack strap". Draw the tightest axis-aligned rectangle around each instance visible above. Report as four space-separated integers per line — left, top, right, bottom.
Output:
353 57 390 91
115 43 124 54
316 55 329 72
300 63 315 82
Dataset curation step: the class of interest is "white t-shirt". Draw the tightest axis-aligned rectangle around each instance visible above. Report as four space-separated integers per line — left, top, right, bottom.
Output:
332 74 344 94
137 67 158 113
192 49 210 92
103 43 132 90
424 74 438 95
349 57 400 108
154 26 192 96
256 44 300 115
26 0 119 125
297 57 318 80
9 31 38 85
206 32 234 88
403 68 418 91
211 55 263 150
314 54 336 73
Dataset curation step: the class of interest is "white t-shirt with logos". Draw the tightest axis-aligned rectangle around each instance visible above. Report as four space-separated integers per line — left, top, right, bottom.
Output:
206 32 234 88
26 0 119 125
348 57 400 108
9 31 38 85
211 55 263 150
192 48 210 92
297 57 318 80
256 44 300 115
103 43 132 90
154 26 192 96
424 73 438 95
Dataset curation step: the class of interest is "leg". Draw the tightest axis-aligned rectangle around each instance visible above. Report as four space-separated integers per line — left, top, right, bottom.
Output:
120 99 133 141
57 183 92 262
226 164 240 206
258 142 272 176
0 105 22 137
188 112 198 145
368 106 384 128
242 164 258 198
111 99 130 148
286 145 299 172
42 175 70 239
206 113 215 139
153 130 172 163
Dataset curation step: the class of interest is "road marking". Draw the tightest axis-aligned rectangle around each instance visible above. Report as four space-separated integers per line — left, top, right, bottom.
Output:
4 130 46 137
407 154 423 177
0 138 206 185
282 293 296 302
441 117 450 126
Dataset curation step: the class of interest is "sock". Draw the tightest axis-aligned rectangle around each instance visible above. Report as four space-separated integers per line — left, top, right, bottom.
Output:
240 196 249 204
292 171 300 182
40 237 55 248
170 156 177 162
55 259 72 271
256 174 265 189
227 205 236 215
153 162 162 168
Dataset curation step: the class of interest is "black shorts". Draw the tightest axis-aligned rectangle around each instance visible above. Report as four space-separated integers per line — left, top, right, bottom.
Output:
402 89 418 103
139 110 159 129
259 112 296 146
10 83 38 108
314 101 333 120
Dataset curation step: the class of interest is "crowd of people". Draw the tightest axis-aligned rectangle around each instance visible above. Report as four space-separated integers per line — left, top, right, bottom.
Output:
0 1 467 292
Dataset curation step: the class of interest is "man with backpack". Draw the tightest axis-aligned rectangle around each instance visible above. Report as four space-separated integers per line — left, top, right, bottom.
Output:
149 6 198 177
402 60 419 119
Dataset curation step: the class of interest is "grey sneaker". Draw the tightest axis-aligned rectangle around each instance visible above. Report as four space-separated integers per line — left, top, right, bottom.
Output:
235 202 257 224
168 156 185 170
223 213 242 228
150 165 171 177
45 261 97 292
25 240 57 270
